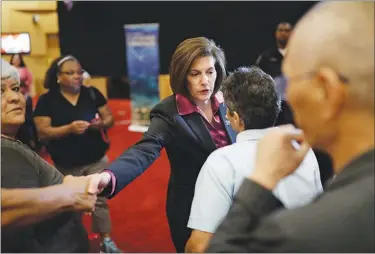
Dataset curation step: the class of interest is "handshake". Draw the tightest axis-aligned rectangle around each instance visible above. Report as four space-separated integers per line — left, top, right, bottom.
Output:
61 172 112 213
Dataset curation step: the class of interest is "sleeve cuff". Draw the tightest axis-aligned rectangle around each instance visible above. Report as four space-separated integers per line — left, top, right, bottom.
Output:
187 217 218 233
235 178 284 216
99 169 116 198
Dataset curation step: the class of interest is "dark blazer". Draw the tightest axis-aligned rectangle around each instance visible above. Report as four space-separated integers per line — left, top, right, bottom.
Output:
207 149 375 253
107 94 237 251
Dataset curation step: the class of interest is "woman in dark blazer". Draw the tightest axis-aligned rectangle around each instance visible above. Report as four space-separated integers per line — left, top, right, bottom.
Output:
98 37 237 252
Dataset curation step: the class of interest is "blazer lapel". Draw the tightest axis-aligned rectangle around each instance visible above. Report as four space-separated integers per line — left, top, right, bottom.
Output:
175 115 200 143
182 113 217 152
218 103 237 144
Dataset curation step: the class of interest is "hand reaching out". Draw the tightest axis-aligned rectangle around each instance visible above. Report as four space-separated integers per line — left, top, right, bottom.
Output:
86 172 112 195
62 175 97 212
61 171 112 214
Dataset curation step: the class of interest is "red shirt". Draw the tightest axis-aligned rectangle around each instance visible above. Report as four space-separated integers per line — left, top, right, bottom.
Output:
176 92 230 149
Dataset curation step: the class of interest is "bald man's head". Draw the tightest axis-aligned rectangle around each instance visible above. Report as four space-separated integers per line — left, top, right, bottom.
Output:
282 2 374 151
284 1 374 109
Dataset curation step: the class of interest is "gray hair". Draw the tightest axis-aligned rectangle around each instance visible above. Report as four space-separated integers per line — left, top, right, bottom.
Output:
1 58 20 83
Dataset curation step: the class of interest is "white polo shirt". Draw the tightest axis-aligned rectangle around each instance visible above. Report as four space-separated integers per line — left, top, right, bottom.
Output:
188 128 323 233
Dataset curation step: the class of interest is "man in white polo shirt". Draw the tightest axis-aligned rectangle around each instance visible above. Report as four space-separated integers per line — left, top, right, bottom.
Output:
185 66 323 253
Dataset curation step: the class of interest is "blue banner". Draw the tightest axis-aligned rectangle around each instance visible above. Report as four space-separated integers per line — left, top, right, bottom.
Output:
124 23 160 128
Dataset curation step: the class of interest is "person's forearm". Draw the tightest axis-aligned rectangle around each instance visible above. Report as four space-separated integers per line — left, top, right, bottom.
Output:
185 242 208 253
185 234 212 253
37 124 72 142
101 115 114 129
1 185 75 229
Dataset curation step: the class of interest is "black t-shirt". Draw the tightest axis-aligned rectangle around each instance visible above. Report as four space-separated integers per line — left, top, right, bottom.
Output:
1 137 89 252
34 86 109 167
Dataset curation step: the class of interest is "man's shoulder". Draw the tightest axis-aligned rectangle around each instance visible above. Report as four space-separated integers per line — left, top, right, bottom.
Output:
259 46 278 57
208 142 242 160
300 149 320 171
1 138 29 155
1 139 39 185
1 139 41 168
273 176 374 252
213 139 257 155
205 141 256 170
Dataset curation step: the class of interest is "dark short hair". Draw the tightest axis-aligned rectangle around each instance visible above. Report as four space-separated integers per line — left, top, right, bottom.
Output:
169 37 226 98
276 21 293 31
10 53 26 67
43 55 78 90
222 66 281 130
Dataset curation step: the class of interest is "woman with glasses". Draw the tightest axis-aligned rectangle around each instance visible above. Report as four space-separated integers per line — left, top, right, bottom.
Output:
33 55 121 253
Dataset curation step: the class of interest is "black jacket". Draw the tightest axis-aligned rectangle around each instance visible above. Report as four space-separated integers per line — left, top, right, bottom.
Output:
255 46 284 78
255 47 295 127
207 149 375 253
106 95 237 251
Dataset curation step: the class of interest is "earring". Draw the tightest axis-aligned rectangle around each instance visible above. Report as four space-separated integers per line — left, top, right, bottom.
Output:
57 80 60 83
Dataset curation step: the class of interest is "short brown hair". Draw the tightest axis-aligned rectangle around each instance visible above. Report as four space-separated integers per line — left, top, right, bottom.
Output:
169 37 226 97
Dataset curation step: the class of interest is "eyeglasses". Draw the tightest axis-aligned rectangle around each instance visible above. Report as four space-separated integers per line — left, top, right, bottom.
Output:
286 71 349 85
59 69 86 76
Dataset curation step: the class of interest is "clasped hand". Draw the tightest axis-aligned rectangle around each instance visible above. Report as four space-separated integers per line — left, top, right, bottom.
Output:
62 172 111 213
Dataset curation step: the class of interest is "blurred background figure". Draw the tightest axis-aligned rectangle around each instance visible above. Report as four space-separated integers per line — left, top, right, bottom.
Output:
33 55 119 253
10 53 41 151
255 22 295 127
255 22 292 78
10 53 33 97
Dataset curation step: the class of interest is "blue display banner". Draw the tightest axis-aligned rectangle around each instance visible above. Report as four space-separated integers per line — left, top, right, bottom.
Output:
124 23 160 128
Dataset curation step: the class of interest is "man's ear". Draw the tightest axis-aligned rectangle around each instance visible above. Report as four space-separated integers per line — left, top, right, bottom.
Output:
233 111 245 131
232 111 238 123
316 67 346 121
225 108 231 119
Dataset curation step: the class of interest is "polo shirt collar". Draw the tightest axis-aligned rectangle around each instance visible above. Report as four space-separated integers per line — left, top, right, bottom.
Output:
236 127 275 143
